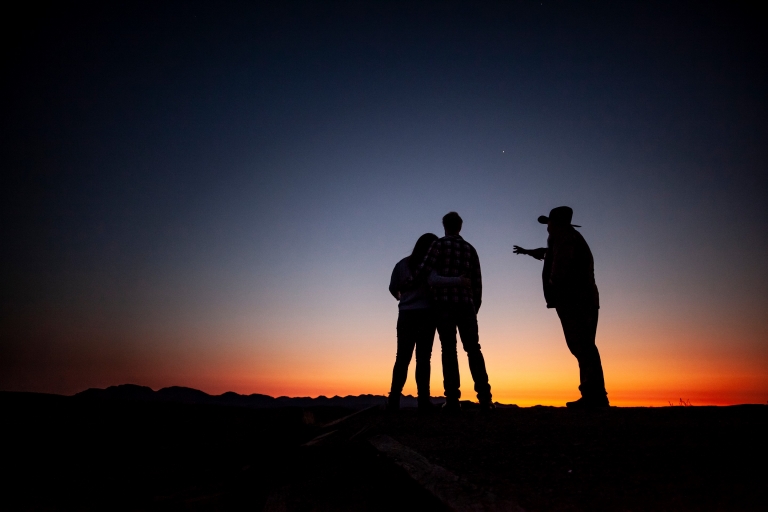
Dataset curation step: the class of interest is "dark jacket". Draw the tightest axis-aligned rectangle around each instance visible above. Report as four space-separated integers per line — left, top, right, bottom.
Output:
542 228 599 309
389 257 432 310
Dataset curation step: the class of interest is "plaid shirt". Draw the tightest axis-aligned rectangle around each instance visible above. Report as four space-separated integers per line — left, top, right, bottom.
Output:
413 235 482 310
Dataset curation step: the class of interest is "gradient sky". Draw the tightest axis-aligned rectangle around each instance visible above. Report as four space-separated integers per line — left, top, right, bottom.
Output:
2 1 766 406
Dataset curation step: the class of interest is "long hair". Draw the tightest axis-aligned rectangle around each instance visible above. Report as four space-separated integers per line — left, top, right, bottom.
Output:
408 233 438 274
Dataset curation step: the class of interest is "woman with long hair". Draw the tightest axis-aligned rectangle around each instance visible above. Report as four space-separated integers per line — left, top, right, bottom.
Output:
387 233 469 411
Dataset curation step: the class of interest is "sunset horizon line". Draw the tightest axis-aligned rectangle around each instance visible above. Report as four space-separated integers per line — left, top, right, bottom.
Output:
11 382 764 408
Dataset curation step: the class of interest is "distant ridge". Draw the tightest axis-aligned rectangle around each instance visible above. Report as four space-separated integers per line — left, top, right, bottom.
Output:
74 384 441 409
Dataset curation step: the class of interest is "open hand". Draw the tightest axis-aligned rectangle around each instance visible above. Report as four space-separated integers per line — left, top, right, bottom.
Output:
513 246 546 260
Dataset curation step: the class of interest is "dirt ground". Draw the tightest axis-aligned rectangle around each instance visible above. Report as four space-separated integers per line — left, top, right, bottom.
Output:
2 392 766 511
365 404 768 511
1 392 440 511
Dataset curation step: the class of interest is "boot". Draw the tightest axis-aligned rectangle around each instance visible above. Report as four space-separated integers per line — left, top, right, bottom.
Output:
566 396 609 409
418 397 435 413
479 400 496 412
386 393 400 412
441 398 461 414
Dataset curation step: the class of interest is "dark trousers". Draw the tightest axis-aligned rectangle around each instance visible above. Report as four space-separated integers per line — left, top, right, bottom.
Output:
556 307 607 399
436 303 492 403
390 308 436 400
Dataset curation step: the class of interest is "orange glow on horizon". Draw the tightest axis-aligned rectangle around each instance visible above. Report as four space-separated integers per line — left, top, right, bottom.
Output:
3 301 766 407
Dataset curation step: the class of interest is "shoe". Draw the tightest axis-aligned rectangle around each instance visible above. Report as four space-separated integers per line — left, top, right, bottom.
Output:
441 399 461 414
566 396 610 409
386 394 400 412
479 401 496 412
418 399 436 413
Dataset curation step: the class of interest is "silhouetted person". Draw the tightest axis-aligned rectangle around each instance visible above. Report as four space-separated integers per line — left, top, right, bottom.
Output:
513 206 609 408
388 233 469 412
410 212 494 411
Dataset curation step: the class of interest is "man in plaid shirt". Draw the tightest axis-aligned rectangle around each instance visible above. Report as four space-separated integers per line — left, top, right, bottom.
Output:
411 211 493 410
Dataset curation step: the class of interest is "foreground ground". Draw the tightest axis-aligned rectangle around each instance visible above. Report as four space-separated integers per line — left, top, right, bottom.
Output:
2 392 766 511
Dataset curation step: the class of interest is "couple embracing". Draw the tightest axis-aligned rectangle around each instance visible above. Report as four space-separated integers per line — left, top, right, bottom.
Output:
387 211 494 412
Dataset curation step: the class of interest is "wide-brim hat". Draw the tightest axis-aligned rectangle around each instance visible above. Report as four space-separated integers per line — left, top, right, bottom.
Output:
538 206 581 227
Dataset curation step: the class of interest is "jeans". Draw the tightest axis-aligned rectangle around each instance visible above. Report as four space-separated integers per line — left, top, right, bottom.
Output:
390 308 436 400
436 303 492 403
556 307 607 399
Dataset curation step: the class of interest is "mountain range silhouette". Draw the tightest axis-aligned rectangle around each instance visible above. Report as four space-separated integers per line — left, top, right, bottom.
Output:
75 384 441 409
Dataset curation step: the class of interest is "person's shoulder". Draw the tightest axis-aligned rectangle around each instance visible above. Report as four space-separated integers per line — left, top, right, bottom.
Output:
440 235 467 244
572 229 589 245
394 257 409 271
573 230 593 255
458 237 477 252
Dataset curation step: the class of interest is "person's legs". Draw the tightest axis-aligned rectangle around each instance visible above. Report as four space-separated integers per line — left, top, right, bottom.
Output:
389 310 418 407
414 309 436 402
557 307 607 403
455 306 492 404
436 306 461 403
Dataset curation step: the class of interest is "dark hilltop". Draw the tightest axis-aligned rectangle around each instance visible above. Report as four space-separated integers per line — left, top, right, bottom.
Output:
2 389 766 511
74 383 455 409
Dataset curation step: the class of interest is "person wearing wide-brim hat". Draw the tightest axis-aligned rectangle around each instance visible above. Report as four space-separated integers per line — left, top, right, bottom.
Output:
513 206 609 408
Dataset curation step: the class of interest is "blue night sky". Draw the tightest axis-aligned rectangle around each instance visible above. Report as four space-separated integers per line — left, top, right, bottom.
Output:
2 1 766 404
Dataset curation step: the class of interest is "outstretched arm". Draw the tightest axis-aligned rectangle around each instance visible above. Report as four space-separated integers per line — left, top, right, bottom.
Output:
513 246 547 261
428 270 471 288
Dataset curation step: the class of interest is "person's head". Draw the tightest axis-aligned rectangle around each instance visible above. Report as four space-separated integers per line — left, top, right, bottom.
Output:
538 206 579 236
408 233 438 273
442 211 463 236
